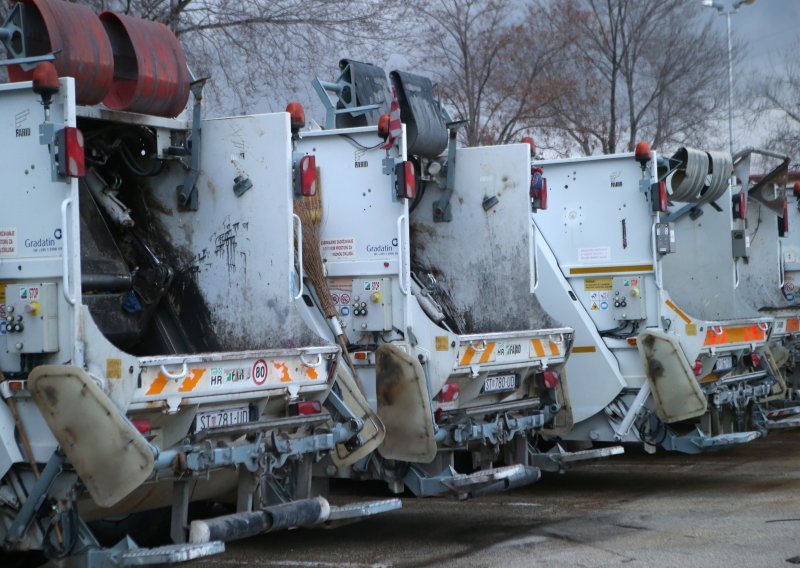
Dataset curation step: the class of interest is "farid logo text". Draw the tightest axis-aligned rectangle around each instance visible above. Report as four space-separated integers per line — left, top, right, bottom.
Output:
15 109 31 138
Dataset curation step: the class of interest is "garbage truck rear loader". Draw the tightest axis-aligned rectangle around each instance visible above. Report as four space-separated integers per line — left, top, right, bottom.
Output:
532 146 784 453
291 61 619 498
0 2 395 564
659 147 798 430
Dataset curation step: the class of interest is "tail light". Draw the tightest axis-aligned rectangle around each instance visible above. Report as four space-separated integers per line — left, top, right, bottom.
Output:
779 197 789 237
296 155 317 197
57 126 85 177
288 400 322 416
130 417 152 436
395 160 416 200
692 359 703 376
732 192 746 221
541 370 559 389
531 167 547 211
634 141 651 166
285 101 306 131
651 180 668 213
438 382 460 402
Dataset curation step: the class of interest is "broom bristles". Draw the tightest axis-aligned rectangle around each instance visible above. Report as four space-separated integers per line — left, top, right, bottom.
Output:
294 188 336 320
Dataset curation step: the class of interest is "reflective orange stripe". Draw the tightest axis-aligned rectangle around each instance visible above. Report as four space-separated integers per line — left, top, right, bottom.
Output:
548 341 560 356
459 346 476 366
478 343 495 364
787 318 800 333
704 325 765 346
665 299 691 325
178 369 206 392
145 373 168 396
532 339 545 357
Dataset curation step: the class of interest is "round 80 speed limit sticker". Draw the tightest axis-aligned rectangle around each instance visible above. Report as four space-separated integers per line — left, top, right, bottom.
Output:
252 359 268 385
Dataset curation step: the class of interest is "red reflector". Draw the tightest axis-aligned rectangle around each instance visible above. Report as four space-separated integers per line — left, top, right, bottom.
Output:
7 380 26 393
130 418 151 436
294 400 322 416
299 155 317 197
531 167 547 210
732 191 746 221
692 359 703 376
746 353 762 369
542 370 559 389
285 101 306 130
635 141 651 165
438 382 460 402
658 180 668 212
378 114 391 139
354 351 368 360
395 161 416 200
58 127 85 178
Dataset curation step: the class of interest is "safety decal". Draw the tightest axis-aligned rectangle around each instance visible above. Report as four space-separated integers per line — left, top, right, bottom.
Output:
0 227 17 256
252 359 268 385
321 237 355 260
584 277 613 292
106 359 122 379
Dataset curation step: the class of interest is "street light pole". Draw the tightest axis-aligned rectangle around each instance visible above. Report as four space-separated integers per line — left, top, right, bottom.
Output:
701 0 755 156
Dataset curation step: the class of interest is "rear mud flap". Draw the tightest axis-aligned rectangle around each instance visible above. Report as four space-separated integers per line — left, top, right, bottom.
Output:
375 344 437 463
637 330 707 423
28 365 154 508
330 364 385 468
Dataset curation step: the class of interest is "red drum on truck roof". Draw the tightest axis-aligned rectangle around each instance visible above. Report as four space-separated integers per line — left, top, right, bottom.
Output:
100 11 190 117
7 0 114 105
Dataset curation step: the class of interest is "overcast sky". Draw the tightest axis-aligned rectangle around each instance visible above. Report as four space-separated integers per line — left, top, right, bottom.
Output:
705 0 799 148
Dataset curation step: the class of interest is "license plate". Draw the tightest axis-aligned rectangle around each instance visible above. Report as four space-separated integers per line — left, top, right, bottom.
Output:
195 406 250 433
714 355 734 372
483 374 518 394
495 342 524 361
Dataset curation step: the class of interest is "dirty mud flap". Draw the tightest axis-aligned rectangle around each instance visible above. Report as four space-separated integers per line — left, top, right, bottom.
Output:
529 443 625 472
375 344 437 462
443 464 540 500
331 363 386 467
637 330 707 423
28 365 154 507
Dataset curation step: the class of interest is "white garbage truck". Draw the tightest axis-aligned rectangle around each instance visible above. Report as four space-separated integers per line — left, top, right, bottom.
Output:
532 144 786 453
292 60 620 498
0 1 397 565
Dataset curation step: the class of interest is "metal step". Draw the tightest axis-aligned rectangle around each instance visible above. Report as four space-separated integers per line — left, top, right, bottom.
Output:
327 498 402 522
119 541 225 565
530 444 624 472
766 416 800 430
766 405 800 420
441 464 541 499
694 430 761 449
